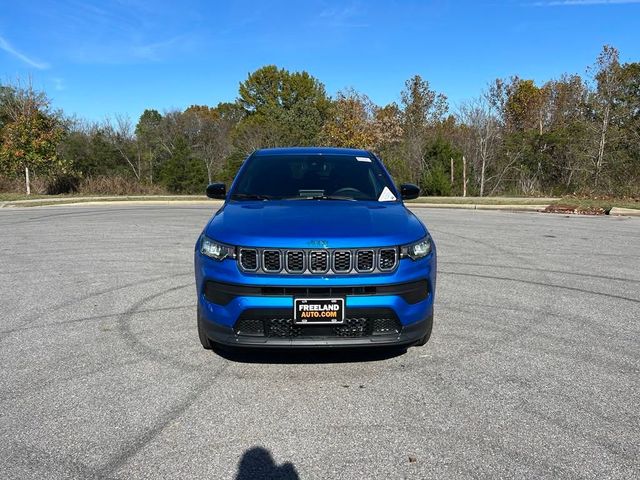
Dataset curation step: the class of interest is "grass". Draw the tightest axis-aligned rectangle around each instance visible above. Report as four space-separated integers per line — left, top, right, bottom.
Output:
548 196 640 211
1 193 638 211
407 196 556 205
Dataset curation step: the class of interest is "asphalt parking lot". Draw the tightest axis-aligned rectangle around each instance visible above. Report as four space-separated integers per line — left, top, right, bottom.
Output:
1 204 638 479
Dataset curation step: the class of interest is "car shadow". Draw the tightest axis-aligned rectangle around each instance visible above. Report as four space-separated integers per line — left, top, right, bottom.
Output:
235 447 300 480
213 345 407 364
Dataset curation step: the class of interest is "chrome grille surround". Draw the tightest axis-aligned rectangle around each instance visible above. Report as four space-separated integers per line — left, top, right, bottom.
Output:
236 247 398 274
378 248 398 272
238 248 258 271
262 250 282 272
355 250 375 273
332 250 352 273
309 250 329 274
285 250 305 273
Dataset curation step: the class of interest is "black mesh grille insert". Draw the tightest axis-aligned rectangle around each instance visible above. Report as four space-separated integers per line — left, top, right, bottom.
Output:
379 249 397 270
372 317 402 335
310 251 328 272
234 309 401 339
239 249 257 270
286 251 304 272
263 250 281 272
234 318 264 336
333 251 351 272
356 250 374 271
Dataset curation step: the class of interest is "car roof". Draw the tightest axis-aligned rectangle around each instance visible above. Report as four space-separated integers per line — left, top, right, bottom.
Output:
253 147 372 157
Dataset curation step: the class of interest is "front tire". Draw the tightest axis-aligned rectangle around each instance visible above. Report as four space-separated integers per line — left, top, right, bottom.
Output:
414 315 433 347
197 306 213 350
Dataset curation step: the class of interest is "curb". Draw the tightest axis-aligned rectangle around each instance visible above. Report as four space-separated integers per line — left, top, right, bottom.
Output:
407 203 547 212
609 207 640 217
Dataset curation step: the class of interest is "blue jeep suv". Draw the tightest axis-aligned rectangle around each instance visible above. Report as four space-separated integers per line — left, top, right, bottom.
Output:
194 147 436 349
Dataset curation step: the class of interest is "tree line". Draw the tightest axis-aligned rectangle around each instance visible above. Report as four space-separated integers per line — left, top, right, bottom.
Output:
1 45 638 197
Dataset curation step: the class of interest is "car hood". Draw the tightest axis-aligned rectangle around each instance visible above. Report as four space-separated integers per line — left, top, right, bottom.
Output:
204 200 427 248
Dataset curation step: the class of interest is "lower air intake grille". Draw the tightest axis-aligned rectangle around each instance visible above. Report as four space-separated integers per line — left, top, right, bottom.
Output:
234 309 401 338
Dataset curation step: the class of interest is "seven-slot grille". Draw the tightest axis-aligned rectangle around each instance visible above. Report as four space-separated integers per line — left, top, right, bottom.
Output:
237 248 399 274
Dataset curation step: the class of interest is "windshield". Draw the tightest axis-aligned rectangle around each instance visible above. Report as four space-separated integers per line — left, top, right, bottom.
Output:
230 154 396 201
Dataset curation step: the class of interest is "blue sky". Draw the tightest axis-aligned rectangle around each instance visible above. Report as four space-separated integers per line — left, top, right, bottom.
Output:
1 0 639 121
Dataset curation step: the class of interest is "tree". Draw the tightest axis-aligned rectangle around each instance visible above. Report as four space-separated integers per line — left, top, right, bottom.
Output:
320 89 376 149
400 75 448 183
104 115 143 181
184 103 239 183
135 109 163 183
589 45 622 187
238 66 330 147
0 82 65 194
457 93 501 197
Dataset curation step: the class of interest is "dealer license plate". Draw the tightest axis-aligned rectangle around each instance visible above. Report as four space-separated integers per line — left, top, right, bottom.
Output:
294 298 345 324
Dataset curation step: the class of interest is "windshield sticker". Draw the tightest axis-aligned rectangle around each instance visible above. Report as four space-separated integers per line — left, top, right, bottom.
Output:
356 156 372 162
378 187 397 202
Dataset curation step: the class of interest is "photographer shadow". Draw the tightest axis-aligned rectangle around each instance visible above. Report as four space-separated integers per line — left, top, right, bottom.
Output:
235 447 300 480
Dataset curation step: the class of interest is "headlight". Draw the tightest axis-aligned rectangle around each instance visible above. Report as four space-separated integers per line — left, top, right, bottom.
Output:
200 236 236 261
400 236 433 260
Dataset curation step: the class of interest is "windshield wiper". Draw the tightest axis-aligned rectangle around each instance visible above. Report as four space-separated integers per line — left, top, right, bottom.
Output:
282 195 356 201
230 193 273 201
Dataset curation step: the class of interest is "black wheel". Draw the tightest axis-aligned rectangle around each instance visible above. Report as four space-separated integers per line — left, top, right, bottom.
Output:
414 315 433 347
197 306 213 350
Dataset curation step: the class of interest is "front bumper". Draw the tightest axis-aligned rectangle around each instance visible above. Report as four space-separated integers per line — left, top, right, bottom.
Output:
200 309 432 348
195 249 436 348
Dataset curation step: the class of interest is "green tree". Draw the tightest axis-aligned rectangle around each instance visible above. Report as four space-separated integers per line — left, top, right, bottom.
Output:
238 65 330 148
135 109 163 183
400 75 448 183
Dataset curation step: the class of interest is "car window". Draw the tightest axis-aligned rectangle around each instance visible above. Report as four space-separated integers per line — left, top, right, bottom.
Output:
231 154 395 201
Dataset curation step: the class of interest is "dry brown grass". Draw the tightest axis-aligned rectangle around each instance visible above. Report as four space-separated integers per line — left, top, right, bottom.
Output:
76 176 167 195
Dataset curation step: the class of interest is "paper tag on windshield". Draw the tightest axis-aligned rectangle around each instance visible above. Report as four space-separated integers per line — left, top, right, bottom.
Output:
378 187 397 202
356 156 372 162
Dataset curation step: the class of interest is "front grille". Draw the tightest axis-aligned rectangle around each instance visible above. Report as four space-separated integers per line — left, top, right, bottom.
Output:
379 248 397 271
263 250 281 272
234 309 402 338
333 251 351 272
356 250 374 272
286 251 305 273
237 247 400 274
239 249 258 271
309 251 329 273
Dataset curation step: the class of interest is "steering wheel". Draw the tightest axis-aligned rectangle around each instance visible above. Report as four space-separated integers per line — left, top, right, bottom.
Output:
332 187 364 197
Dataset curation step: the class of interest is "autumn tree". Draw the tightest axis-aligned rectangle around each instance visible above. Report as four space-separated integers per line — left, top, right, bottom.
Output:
320 89 376 149
0 82 65 194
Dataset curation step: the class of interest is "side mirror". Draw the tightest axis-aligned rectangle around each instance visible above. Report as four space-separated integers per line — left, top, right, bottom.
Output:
206 183 226 199
399 183 420 200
